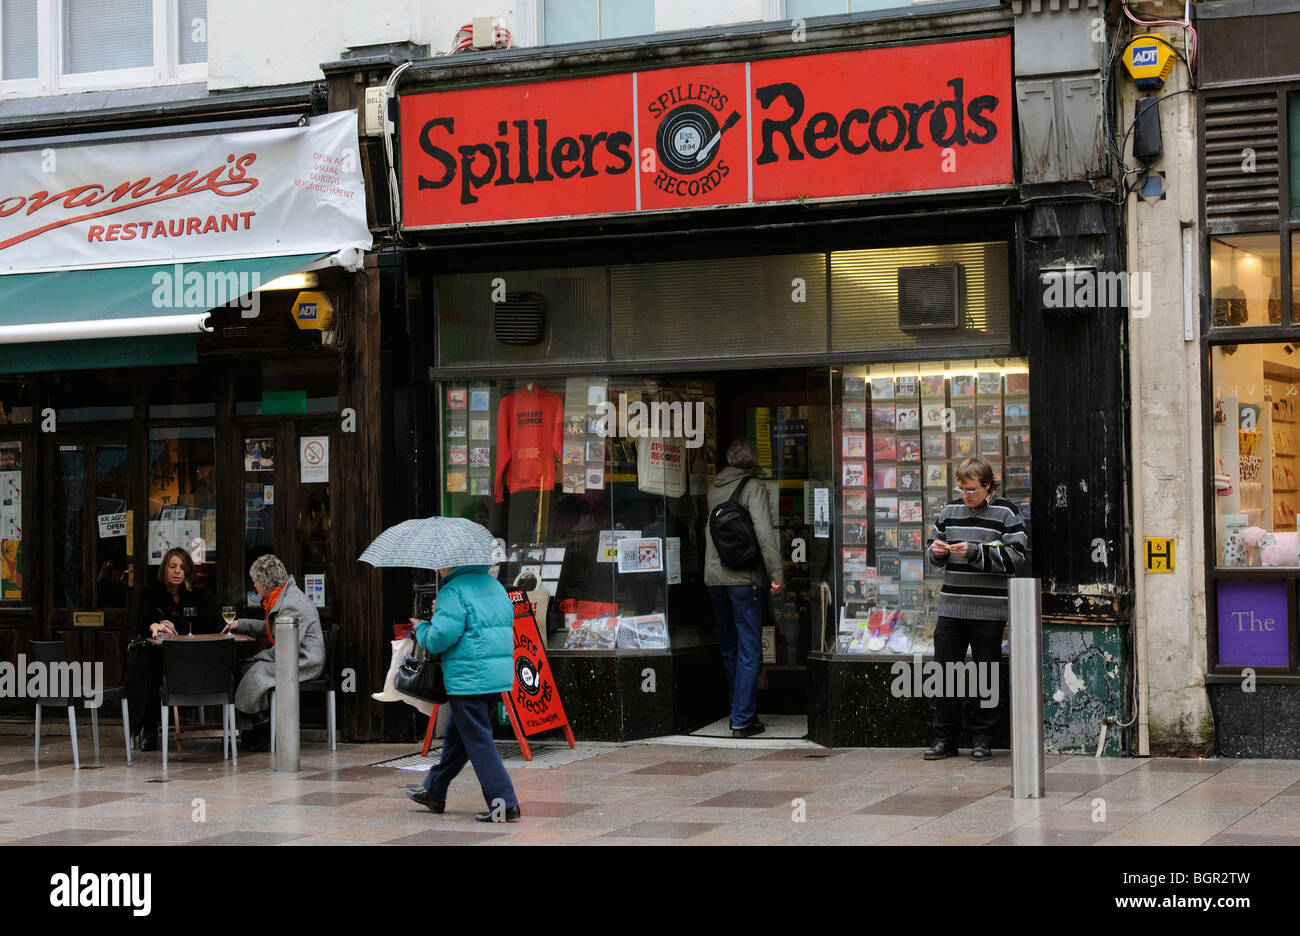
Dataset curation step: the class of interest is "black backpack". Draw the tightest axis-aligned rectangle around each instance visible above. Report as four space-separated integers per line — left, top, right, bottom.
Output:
708 476 762 571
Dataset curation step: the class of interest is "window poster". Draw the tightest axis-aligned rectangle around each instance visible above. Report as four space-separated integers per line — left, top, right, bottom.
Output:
244 437 275 471
0 538 19 600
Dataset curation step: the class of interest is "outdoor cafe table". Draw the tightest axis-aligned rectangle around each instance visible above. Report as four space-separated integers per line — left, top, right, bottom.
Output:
148 632 255 755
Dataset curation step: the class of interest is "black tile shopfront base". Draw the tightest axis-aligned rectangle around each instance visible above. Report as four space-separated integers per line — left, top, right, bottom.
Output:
546 647 728 741
1208 683 1300 758
807 655 1010 749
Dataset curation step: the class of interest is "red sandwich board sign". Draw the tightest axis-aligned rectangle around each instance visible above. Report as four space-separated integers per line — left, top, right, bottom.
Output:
418 586 576 761
503 587 575 758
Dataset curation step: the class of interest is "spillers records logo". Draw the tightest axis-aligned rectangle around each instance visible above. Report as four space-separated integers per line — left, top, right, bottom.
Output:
516 655 541 696
647 82 740 198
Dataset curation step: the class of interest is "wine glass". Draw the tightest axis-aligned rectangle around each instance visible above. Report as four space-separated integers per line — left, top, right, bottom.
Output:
222 605 236 633
184 606 197 638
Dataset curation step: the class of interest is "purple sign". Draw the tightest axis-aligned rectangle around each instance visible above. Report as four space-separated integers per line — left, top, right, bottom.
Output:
1217 579 1289 667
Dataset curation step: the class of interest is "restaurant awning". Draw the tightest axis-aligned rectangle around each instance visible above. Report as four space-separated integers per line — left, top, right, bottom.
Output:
0 252 328 373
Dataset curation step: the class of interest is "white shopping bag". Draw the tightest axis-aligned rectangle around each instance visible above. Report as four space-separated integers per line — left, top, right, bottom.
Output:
371 636 436 716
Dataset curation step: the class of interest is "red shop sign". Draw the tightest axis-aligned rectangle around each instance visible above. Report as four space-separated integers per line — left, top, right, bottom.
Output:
400 36 1012 229
506 587 572 737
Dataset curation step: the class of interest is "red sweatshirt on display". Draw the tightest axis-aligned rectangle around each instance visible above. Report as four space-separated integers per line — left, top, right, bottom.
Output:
494 385 564 503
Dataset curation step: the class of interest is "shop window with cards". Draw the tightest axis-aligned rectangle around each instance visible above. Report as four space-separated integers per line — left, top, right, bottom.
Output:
441 375 717 652
1210 344 1300 570
833 358 1030 655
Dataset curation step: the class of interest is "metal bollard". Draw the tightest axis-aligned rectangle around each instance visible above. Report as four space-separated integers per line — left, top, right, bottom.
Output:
1010 578 1044 798
274 615 300 773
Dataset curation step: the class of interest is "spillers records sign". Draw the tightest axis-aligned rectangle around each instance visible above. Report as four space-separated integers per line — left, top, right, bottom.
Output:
400 37 1012 228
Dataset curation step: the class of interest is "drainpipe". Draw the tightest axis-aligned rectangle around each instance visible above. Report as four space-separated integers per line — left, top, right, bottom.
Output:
1127 173 1151 757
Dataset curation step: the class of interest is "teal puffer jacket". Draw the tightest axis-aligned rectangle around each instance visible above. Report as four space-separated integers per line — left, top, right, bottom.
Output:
415 566 514 696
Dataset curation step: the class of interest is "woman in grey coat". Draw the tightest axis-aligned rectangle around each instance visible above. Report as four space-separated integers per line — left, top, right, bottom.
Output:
221 554 325 750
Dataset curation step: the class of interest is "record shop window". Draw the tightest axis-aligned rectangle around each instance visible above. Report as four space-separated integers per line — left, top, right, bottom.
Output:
440 375 718 653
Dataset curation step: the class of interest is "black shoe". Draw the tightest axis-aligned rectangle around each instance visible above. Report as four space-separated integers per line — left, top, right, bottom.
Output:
731 720 765 739
475 804 521 822
240 728 270 753
971 742 993 761
139 733 158 752
923 741 958 760
406 788 445 813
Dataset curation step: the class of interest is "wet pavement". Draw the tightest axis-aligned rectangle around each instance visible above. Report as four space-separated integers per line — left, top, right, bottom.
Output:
2 730 1298 846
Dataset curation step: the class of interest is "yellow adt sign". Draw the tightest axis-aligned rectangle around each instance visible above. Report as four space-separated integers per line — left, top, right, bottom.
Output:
291 290 334 331
1123 36 1176 90
1144 537 1174 573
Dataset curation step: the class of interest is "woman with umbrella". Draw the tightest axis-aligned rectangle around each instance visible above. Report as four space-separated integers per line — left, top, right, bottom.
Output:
362 518 520 822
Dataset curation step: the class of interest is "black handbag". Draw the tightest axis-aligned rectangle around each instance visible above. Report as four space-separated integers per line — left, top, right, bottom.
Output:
393 646 448 704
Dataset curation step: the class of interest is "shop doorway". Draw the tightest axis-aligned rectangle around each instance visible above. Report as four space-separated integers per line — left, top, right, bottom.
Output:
713 369 833 721
44 432 137 682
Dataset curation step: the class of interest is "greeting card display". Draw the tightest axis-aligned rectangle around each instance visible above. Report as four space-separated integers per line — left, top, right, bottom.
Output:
837 360 1030 634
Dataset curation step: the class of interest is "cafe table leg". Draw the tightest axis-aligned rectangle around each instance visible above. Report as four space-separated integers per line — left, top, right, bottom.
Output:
161 704 169 772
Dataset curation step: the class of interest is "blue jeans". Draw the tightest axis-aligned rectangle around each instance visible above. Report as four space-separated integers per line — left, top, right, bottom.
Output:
422 694 518 810
709 585 763 729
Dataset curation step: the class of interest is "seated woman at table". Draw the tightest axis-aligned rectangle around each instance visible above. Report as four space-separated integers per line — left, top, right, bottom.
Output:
221 554 325 751
125 547 218 751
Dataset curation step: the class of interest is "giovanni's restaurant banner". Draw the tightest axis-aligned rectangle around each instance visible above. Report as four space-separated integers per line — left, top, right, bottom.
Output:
400 37 1012 228
0 110 372 274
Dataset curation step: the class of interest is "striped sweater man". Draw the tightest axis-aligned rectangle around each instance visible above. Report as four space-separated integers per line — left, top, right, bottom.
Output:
927 496 1029 621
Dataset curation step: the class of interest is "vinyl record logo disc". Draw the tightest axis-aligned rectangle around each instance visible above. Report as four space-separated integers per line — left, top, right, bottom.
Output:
516 656 541 695
656 104 720 175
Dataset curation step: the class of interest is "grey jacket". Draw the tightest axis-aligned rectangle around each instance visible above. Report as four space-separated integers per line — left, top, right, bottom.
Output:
232 576 325 714
704 467 785 588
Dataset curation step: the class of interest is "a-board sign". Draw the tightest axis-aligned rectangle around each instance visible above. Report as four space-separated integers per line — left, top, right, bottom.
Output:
507 587 572 736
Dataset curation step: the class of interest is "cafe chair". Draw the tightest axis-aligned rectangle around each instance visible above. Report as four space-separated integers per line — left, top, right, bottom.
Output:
270 622 340 754
160 638 238 771
30 640 131 769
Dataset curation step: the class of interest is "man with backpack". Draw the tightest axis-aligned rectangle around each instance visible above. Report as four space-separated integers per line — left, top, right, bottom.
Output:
705 439 785 738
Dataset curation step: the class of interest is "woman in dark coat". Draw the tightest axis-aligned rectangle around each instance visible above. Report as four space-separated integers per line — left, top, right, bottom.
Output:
125 547 217 750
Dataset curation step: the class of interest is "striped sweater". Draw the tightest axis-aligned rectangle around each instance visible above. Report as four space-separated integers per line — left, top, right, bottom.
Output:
927 496 1029 621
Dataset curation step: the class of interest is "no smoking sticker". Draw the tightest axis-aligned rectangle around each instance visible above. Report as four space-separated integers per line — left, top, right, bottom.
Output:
299 436 330 483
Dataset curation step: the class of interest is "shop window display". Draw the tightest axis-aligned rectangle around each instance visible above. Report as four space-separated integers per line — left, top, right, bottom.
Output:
1211 343 1300 568
441 375 718 651
834 359 1031 656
